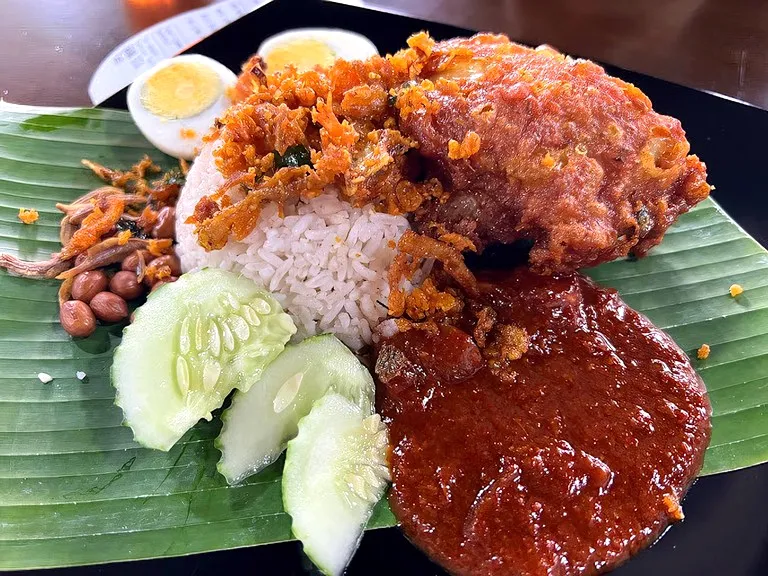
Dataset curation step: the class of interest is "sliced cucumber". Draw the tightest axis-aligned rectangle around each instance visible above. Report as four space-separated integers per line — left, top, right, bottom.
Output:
216 334 374 484
283 393 390 576
112 268 296 451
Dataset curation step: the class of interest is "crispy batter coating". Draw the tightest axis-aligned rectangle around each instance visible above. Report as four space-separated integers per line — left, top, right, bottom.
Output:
196 33 709 272
191 53 444 249
398 34 710 272
17 208 39 225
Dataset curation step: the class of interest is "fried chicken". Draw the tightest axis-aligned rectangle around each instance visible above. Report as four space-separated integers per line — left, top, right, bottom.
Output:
197 33 709 272
396 34 710 272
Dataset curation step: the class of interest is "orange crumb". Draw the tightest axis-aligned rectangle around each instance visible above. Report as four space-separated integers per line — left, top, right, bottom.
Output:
403 277 459 321
116 230 132 245
482 324 529 380
492 325 529 361
541 152 555 168
729 284 744 297
697 344 710 360
387 253 409 317
17 208 39 224
397 80 439 119
136 206 158 230
406 31 435 57
395 317 439 335
148 264 171 281
438 232 476 253
473 306 497 348
663 494 684 521
147 238 173 257
435 77 460 95
387 240 396 249
448 131 481 160
179 128 197 139
394 181 426 212
622 82 652 110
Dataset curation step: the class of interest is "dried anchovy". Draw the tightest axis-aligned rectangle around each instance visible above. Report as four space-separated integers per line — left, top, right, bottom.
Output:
57 238 155 279
55 186 123 212
58 275 74 307
0 253 71 279
67 204 95 226
60 215 76 246
135 250 147 283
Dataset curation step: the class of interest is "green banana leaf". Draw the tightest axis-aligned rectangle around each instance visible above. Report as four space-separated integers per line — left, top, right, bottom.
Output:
0 104 766 569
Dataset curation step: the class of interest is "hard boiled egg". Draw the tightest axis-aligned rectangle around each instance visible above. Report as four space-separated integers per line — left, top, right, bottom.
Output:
258 28 379 73
127 54 237 160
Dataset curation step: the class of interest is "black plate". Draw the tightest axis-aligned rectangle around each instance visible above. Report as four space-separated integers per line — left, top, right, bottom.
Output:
68 0 768 574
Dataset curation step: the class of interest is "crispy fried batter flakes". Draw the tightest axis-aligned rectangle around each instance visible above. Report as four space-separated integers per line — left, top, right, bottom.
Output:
188 33 453 252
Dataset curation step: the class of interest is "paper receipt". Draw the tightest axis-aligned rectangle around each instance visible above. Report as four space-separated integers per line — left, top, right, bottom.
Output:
88 0 266 105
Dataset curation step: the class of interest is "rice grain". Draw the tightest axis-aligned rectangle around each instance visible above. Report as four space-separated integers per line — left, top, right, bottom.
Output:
176 144 410 350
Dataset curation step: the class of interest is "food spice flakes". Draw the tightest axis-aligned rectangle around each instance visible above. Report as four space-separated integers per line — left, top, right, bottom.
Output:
148 238 173 257
662 494 685 521
18 208 39 224
448 131 481 160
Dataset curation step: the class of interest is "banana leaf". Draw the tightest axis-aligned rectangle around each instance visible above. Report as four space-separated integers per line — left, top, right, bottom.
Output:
0 104 766 569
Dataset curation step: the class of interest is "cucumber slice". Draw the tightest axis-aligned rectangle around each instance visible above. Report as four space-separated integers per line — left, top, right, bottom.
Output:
283 393 390 576
112 268 296 451
216 334 374 484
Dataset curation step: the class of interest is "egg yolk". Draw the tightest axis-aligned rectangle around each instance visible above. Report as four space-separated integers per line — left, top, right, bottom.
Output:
264 38 336 72
141 62 222 120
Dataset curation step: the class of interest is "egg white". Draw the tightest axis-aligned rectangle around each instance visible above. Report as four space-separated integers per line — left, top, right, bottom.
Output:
127 54 237 160
258 28 379 64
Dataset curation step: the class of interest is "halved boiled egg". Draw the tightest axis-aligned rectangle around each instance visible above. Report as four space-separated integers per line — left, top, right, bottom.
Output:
127 54 237 160
258 28 379 73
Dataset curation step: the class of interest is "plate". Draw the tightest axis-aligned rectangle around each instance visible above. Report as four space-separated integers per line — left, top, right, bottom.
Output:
17 0 768 574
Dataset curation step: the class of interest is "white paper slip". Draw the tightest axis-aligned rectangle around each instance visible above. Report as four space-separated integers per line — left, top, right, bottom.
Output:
88 0 268 105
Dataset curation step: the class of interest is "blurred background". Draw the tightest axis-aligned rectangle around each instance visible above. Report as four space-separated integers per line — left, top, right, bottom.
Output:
1 0 766 108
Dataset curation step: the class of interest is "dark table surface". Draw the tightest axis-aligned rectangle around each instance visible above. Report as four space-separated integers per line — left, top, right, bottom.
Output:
3 1 768 575
1 0 768 110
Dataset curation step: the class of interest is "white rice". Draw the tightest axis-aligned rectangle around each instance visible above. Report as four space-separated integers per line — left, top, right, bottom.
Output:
175 144 410 350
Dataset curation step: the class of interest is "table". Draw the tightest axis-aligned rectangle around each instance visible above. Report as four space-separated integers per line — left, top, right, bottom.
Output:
3 2 768 576
0 0 766 109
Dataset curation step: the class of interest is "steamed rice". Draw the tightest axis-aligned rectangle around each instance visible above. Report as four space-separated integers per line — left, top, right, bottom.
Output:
176 144 410 350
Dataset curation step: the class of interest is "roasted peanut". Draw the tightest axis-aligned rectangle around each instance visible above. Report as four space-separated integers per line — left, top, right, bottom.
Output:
59 300 96 337
151 254 182 276
109 271 145 300
121 249 153 273
151 206 176 239
71 270 108 303
89 291 129 322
